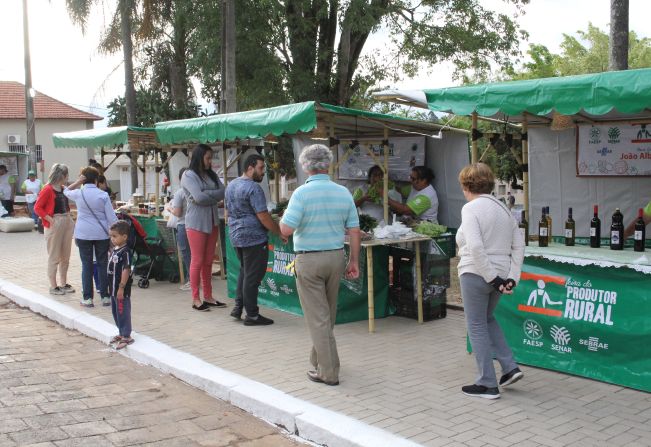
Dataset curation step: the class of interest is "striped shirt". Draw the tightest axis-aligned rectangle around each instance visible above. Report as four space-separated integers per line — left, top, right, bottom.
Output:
281 174 359 252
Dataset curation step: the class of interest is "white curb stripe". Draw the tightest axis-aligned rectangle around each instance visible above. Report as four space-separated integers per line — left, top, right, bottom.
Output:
0 279 422 447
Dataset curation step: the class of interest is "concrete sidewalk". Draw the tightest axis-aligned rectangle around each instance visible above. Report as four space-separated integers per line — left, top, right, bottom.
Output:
1 230 650 447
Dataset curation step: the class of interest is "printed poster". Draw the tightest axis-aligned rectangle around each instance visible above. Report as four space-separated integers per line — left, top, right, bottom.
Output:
577 123 651 176
337 137 425 181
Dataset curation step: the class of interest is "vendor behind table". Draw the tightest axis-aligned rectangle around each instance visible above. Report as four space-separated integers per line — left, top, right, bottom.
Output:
388 165 439 223
352 164 402 224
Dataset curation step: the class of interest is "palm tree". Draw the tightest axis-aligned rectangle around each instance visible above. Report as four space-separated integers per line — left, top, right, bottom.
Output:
65 0 139 191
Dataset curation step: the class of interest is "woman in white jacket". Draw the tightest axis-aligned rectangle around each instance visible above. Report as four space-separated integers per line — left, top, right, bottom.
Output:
456 163 525 399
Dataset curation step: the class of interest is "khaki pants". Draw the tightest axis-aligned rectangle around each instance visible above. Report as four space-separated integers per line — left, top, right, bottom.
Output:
44 214 74 288
294 249 345 383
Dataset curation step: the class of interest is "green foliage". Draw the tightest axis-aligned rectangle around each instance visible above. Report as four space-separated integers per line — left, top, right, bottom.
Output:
107 87 200 127
414 221 447 237
359 214 379 233
505 24 651 80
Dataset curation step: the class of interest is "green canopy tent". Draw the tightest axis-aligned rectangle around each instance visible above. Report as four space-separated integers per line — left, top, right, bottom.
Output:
374 67 651 219
52 126 171 209
155 101 466 222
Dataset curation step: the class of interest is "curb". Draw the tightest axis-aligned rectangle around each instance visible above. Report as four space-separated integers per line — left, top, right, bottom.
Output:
0 279 422 447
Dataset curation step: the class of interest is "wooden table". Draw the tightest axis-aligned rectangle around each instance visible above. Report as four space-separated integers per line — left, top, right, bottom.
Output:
358 234 433 332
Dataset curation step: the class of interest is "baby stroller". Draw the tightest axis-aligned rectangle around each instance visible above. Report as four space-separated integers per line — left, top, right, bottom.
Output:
115 212 180 288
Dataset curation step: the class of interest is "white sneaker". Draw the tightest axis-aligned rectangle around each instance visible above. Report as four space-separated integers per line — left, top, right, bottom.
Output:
179 281 191 291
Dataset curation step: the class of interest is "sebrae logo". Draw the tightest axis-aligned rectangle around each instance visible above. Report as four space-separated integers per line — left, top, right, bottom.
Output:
579 336 609 352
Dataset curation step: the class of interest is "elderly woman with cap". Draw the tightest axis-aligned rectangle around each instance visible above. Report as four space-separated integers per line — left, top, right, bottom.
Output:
21 169 42 227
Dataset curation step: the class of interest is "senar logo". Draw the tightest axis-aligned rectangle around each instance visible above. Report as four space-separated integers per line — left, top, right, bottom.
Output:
550 325 572 353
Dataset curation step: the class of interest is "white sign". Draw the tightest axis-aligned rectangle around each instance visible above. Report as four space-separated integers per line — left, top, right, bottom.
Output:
337 137 425 181
577 123 651 176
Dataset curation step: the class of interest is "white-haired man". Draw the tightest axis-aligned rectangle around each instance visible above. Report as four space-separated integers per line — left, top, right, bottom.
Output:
280 144 360 386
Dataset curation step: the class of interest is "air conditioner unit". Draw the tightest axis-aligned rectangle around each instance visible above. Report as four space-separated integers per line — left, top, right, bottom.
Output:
7 134 21 144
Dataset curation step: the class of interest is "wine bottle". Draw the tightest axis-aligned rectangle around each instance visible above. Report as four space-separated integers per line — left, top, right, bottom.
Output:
519 210 529 246
565 207 575 246
634 208 646 252
538 207 548 247
590 205 601 248
545 206 553 239
610 208 624 250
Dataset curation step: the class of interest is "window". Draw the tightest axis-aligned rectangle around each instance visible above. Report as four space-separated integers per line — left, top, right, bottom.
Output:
8 144 42 162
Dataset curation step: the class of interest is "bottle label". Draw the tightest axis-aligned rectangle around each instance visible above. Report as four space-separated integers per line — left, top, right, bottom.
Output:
539 227 548 237
590 228 596 237
565 229 573 238
611 231 620 244
635 230 643 241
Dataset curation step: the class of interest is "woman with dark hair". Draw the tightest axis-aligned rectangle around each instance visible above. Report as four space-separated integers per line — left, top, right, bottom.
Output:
64 166 117 307
34 163 75 296
181 144 226 311
352 165 402 222
388 165 439 223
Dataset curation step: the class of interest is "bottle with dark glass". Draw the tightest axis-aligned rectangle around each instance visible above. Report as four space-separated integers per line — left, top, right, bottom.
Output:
519 210 529 246
590 205 601 248
538 207 549 247
545 206 553 239
565 207 575 246
634 208 646 252
610 208 624 250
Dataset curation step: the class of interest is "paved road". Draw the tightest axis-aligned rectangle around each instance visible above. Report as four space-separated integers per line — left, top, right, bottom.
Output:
0 296 303 447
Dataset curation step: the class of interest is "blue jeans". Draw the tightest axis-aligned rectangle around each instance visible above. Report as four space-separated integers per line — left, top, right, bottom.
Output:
76 238 110 300
176 224 191 276
27 202 39 225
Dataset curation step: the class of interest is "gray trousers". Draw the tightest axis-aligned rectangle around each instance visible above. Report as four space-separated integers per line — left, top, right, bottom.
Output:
294 249 345 383
460 273 518 388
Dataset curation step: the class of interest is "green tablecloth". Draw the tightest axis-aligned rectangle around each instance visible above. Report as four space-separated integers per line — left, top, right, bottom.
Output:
225 230 392 323
494 244 651 392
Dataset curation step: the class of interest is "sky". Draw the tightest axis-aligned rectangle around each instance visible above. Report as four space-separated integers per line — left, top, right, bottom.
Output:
1 0 650 128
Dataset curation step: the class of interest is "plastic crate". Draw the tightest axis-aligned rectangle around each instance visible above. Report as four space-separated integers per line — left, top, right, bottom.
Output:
390 287 447 321
391 247 451 290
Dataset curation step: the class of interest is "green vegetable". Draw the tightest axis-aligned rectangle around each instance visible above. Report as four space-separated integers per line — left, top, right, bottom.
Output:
414 221 447 237
273 199 289 216
359 214 379 233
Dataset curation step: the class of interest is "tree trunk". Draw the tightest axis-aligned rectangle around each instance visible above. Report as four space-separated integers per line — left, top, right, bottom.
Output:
221 0 236 113
170 11 189 111
120 0 138 192
609 0 629 71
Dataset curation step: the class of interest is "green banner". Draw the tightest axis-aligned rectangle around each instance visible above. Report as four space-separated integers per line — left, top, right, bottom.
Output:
495 257 651 392
225 230 392 324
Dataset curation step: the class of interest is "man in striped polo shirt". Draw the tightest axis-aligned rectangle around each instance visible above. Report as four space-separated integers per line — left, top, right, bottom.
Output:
280 144 361 386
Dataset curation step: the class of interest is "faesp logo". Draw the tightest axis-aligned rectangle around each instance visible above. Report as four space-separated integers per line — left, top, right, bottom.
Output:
589 126 601 144
522 319 544 347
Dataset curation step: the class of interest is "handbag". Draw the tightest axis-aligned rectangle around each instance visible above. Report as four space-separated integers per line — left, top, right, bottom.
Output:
81 188 110 237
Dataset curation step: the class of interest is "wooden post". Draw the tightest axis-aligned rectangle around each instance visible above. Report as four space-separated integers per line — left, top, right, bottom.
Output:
328 118 336 177
522 116 529 224
415 241 424 324
176 234 185 284
221 143 228 187
154 149 160 216
274 146 280 203
471 112 479 163
142 151 147 201
383 127 389 223
366 246 375 332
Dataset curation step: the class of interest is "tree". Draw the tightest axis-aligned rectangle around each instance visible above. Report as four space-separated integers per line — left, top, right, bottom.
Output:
505 24 651 80
65 0 140 191
609 0 629 70
187 0 529 108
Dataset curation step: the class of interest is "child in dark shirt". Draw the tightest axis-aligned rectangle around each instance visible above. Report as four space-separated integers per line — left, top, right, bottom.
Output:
108 220 134 350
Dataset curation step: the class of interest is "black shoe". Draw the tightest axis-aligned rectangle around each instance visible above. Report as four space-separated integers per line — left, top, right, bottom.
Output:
203 300 227 308
307 370 339 386
230 308 242 320
192 302 211 312
499 367 524 387
243 314 274 326
461 384 500 399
